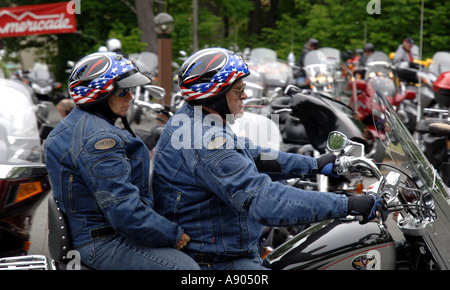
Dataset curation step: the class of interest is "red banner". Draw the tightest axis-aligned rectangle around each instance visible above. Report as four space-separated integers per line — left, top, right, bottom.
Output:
0 2 76 37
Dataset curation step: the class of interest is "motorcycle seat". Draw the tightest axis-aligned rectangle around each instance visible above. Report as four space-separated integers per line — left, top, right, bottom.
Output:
429 122 450 137
47 197 93 270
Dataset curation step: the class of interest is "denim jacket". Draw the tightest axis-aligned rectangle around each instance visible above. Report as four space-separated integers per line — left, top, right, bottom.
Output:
152 104 348 259
44 107 183 248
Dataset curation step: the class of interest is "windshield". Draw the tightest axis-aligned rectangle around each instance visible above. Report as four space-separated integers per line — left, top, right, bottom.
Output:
429 51 450 76
304 50 328 66
0 79 42 163
318 47 341 66
249 48 277 64
366 51 391 64
365 65 396 96
28 62 52 80
135 52 158 74
372 90 450 199
304 50 333 78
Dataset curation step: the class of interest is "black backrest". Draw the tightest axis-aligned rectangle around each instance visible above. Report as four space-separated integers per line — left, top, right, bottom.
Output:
47 196 73 263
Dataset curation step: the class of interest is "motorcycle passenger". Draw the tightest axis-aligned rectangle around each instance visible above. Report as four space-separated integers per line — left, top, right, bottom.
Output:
393 37 418 65
44 52 200 270
151 47 389 270
359 43 375 67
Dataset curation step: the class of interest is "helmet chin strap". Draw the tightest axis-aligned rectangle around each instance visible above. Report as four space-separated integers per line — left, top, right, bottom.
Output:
101 99 136 138
120 116 136 138
81 99 137 138
190 94 234 124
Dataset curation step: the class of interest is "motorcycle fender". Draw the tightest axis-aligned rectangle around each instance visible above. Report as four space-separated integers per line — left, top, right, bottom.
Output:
265 219 395 270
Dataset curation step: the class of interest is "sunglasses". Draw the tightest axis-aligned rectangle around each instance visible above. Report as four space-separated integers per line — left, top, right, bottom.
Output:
116 88 130 97
233 83 246 99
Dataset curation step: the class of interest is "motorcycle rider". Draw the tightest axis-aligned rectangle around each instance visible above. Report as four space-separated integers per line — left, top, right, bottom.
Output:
359 43 375 67
44 51 200 270
151 47 388 270
393 37 418 65
299 38 319 68
352 42 375 78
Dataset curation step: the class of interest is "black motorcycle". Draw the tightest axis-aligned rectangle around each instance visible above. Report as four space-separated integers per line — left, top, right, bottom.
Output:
269 85 374 157
264 90 450 270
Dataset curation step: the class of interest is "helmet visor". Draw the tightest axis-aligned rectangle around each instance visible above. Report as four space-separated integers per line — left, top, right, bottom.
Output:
115 68 151 88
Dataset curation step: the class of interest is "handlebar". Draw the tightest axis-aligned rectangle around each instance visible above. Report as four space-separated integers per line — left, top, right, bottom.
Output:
134 99 173 118
334 155 382 180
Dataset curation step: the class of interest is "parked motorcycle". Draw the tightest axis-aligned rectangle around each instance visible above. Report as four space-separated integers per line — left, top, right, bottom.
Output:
269 85 374 156
396 51 450 127
0 79 51 261
264 90 450 270
347 51 416 160
19 63 65 105
303 50 337 96
415 70 450 187
318 47 347 97
127 52 159 124
245 47 294 97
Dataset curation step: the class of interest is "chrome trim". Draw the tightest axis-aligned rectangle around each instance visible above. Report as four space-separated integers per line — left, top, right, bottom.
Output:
0 255 55 270
0 164 47 179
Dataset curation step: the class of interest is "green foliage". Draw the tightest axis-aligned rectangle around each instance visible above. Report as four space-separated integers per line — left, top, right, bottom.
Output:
107 22 147 54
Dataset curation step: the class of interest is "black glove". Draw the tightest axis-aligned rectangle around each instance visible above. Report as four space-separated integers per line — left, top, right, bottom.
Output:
347 195 388 224
316 154 338 177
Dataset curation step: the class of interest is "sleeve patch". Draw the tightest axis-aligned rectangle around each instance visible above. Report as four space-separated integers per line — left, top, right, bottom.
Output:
94 138 117 150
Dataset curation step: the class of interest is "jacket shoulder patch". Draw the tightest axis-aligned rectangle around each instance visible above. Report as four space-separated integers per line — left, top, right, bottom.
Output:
94 138 117 150
207 136 227 150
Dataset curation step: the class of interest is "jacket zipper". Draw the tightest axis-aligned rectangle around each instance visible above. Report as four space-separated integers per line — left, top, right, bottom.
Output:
69 174 75 212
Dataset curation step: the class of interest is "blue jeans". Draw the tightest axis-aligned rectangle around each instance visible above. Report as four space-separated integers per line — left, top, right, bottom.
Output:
77 235 200 270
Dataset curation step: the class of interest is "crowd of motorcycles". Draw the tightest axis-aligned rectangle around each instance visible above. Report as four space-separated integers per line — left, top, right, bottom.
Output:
0 44 449 270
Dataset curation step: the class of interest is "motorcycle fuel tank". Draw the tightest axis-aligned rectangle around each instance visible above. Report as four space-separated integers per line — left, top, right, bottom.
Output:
265 218 396 270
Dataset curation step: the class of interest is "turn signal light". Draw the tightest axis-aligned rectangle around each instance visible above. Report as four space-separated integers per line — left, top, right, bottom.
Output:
14 181 43 203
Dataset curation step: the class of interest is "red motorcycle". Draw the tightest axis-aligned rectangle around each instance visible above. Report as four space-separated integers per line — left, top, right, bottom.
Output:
347 51 416 161
0 79 51 259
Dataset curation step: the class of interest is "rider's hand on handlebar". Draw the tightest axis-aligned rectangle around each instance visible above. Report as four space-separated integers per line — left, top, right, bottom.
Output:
316 154 339 178
347 195 388 224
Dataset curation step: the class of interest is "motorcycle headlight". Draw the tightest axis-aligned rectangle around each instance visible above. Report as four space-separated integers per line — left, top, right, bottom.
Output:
317 75 327 83
32 83 52 95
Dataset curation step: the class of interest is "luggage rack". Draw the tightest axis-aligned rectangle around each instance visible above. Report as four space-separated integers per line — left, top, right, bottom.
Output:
0 255 55 270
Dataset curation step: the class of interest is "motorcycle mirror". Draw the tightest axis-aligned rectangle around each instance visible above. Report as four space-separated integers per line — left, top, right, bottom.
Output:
327 131 348 151
144 85 166 100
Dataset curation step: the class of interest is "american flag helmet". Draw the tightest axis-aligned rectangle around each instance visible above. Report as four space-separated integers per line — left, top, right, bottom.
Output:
178 48 249 101
69 52 151 106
